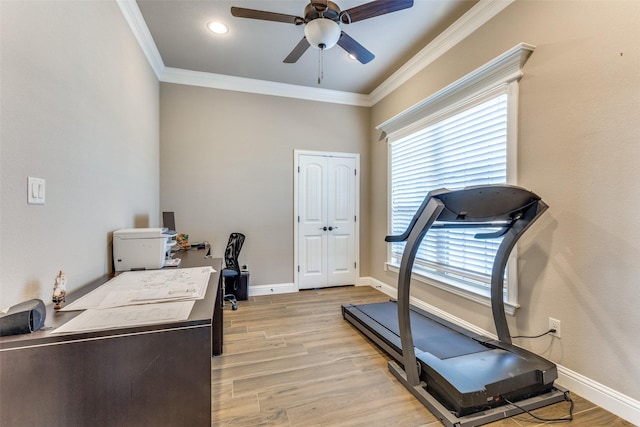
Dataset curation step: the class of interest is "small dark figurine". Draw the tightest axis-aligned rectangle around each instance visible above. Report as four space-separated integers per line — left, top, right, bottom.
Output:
52 270 67 309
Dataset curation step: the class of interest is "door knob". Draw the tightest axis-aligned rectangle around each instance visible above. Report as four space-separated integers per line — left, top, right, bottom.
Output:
321 226 328 231
328 226 333 231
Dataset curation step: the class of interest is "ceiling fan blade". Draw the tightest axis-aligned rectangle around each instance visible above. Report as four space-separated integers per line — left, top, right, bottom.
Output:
230 7 303 25
337 31 374 64
283 37 311 63
341 0 414 23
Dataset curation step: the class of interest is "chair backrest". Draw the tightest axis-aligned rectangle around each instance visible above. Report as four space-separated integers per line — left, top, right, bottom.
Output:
224 233 245 272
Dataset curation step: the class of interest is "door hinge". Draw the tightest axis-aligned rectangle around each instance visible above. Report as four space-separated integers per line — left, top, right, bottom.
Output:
354 169 357 176
298 215 300 223
354 262 357 269
298 166 300 173
297 265 300 272
354 215 357 222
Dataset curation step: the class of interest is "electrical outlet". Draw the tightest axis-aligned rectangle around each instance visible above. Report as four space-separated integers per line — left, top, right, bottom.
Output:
549 317 561 338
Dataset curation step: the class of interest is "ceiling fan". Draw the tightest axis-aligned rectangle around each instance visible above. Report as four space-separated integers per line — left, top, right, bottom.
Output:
230 0 414 65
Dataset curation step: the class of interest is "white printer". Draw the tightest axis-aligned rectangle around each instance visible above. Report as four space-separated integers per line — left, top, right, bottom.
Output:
113 228 177 271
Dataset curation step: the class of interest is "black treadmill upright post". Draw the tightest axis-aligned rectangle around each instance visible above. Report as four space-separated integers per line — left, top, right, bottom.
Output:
394 196 445 386
490 198 549 343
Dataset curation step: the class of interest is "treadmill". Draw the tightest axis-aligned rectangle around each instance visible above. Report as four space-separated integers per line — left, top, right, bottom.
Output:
342 185 569 427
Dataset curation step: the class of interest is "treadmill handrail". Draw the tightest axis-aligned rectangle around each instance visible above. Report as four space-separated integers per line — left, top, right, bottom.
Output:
386 185 541 242
391 184 548 388
385 188 450 243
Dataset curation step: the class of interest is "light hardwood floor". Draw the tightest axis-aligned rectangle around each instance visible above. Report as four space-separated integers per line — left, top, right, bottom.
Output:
212 286 633 426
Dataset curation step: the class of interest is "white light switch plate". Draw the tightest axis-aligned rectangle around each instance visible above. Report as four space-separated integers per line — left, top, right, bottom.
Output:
28 176 46 204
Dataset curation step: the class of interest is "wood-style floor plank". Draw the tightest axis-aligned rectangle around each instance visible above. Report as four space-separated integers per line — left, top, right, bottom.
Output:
212 285 633 427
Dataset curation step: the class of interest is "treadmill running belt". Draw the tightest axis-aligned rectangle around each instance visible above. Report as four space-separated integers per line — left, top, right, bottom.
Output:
356 303 486 360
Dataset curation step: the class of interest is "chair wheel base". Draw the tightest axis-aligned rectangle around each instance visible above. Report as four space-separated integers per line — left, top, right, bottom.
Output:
224 294 238 311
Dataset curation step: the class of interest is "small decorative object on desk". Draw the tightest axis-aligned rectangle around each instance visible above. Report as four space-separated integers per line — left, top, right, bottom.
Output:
52 270 67 309
176 233 189 249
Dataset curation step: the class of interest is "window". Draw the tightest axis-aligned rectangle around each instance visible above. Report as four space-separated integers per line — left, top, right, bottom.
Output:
378 44 535 313
389 90 508 293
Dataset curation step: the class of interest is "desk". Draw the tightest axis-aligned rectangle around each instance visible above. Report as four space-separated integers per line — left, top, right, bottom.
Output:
0 249 221 427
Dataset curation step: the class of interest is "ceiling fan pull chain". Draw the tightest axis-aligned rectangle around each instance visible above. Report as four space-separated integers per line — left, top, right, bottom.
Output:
318 48 322 84
321 47 324 82
318 47 324 84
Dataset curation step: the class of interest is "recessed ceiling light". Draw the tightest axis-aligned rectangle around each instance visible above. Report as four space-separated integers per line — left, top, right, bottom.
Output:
207 21 228 35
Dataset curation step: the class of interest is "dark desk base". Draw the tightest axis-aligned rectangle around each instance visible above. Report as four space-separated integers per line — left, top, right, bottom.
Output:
0 251 222 427
2 326 211 426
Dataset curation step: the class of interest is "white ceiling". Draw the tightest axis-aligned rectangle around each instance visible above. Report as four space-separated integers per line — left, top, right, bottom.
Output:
135 0 478 95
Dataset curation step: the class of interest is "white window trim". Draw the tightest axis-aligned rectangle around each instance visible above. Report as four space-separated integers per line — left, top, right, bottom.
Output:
378 43 535 315
377 43 535 140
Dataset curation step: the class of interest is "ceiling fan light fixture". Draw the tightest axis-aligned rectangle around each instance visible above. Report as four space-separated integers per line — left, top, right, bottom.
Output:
304 18 340 50
207 21 229 35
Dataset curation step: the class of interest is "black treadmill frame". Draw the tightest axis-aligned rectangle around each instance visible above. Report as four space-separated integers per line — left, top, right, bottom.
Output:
344 185 569 426
388 359 569 427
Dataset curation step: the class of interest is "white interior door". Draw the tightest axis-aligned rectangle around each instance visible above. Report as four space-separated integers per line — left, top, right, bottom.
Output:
297 152 358 290
298 155 328 289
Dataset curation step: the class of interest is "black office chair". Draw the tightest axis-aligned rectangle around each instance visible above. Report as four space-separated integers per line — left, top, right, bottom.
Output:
221 232 245 311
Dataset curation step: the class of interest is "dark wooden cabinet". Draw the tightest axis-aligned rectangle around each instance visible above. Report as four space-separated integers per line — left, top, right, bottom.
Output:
0 250 222 427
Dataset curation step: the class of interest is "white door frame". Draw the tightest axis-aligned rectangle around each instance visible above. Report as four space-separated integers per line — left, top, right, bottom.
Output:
293 149 360 291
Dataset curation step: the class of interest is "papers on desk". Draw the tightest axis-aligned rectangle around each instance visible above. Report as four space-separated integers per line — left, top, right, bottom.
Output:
60 267 214 311
51 301 196 335
51 267 214 335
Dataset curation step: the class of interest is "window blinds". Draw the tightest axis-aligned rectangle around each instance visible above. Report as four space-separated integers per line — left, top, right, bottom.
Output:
389 93 508 289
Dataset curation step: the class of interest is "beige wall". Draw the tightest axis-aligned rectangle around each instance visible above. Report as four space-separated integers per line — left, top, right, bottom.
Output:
0 1 159 307
159 83 370 286
371 0 640 400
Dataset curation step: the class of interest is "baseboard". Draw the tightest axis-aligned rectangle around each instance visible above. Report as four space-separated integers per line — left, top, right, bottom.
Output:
360 276 640 426
556 366 640 425
356 276 395 292
250 278 378 296
248 283 297 296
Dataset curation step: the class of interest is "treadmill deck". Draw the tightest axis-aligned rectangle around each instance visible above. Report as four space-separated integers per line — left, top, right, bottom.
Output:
343 301 557 416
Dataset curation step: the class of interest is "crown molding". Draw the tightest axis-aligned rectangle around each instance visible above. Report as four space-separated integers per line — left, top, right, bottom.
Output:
118 0 514 107
160 67 371 106
115 0 165 79
368 0 516 105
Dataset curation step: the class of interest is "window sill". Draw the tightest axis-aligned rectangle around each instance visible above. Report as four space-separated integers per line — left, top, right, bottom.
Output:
385 262 519 316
